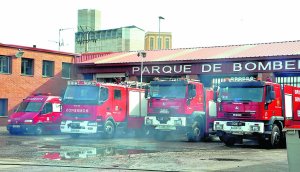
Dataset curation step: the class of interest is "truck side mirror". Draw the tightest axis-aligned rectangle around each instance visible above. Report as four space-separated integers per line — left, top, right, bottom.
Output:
189 89 196 98
213 87 218 102
266 86 275 104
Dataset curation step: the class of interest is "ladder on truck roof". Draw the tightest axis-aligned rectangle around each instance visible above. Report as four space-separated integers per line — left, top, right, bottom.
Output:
124 81 148 88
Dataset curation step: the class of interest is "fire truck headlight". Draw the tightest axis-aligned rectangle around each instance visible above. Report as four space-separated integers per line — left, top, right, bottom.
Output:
7 119 11 123
174 119 182 126
250 125 260 132
214 123 224 130
87 122 97 126
145 118 153 125
24 120 33 123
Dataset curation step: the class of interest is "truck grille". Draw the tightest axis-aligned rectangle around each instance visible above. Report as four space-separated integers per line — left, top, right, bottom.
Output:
156 116 170 124
64 113 90 118
154 108 177 114
224 113 252 119
227 121 245 126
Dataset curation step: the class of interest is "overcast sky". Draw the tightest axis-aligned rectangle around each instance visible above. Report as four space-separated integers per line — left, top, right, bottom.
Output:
1 0 300 53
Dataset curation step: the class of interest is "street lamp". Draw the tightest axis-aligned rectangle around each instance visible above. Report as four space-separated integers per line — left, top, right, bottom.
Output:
137 51 147 88
158 16 165 49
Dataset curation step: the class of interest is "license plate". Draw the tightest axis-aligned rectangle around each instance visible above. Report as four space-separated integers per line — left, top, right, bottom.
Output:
231 126 242 130
159 109 169 114
12 125 20 128
155 125 176 130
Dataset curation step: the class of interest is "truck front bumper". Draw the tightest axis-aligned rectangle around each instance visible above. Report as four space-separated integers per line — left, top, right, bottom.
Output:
60 120 101 134
7 124 37 134
144 116 187 131
213 121 265 135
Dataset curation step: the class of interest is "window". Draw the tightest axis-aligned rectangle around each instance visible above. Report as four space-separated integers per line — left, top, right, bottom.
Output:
166 38 170 49
0 55 11 74
41 103 53 114
21 58 34 75
62 62 71 78
150 38 154 50
42 60 54 77
0 99 8 116
158 38 162 49
114 90 121 100
276 76 300 87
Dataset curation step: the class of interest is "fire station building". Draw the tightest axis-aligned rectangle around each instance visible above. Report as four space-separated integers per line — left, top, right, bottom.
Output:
2 40 300 125
0 43 77 125
76 40 300 88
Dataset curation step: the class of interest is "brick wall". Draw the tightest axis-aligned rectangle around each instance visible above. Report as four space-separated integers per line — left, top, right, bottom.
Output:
0 46 75 125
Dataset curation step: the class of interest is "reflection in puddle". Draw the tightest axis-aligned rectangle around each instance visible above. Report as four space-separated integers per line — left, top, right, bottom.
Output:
42 146 158 160
209 158 243 162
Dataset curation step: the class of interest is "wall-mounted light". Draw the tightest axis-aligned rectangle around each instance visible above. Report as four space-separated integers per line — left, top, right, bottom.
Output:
15 49 24 58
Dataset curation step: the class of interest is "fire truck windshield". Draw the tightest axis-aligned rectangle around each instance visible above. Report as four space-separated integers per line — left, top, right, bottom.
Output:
219 87 264 102
149 85 186 98
17 102 43 112
63 85 107 105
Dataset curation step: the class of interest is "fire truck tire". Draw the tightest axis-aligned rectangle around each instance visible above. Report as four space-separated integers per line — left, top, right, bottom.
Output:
223 136 236 146
35 124 44 135
266 124 281 148
219 136 225 142
187 121 204 142
103 120 116 139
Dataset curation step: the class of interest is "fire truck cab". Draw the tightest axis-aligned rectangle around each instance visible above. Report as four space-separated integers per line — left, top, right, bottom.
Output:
214 78 300 148
60 80 147 138
7 93 62 135
144 79 216 141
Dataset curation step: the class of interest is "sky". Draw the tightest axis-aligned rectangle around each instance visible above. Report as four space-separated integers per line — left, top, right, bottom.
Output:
1 0 300 53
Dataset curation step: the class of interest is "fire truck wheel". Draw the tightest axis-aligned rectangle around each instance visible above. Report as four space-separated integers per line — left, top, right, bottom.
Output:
103 120 115 139
219 136 225 142
35 124 44 135
223 136 236 146
187 122 204 142
267 124 281 148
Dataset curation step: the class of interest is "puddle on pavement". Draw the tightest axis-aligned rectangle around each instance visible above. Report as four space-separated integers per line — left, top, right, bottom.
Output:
0 140 23 146
41 145 159 160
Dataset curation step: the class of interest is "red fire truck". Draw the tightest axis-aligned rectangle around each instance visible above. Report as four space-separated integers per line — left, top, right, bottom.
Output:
7 93 62 135
144 79 216 141
60 80 147 138
213 79 300 148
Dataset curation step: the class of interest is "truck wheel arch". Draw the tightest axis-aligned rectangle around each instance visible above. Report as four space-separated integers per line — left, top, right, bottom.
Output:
266 116 284 132
191 111 206 126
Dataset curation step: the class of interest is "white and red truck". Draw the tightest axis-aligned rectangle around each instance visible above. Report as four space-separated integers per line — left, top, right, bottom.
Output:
7 93 62 135
144 79 217 141
60 80 147 138
214 79 300 148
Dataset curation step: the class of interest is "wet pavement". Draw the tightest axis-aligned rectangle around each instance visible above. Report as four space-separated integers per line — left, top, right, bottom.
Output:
0 128 289 172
